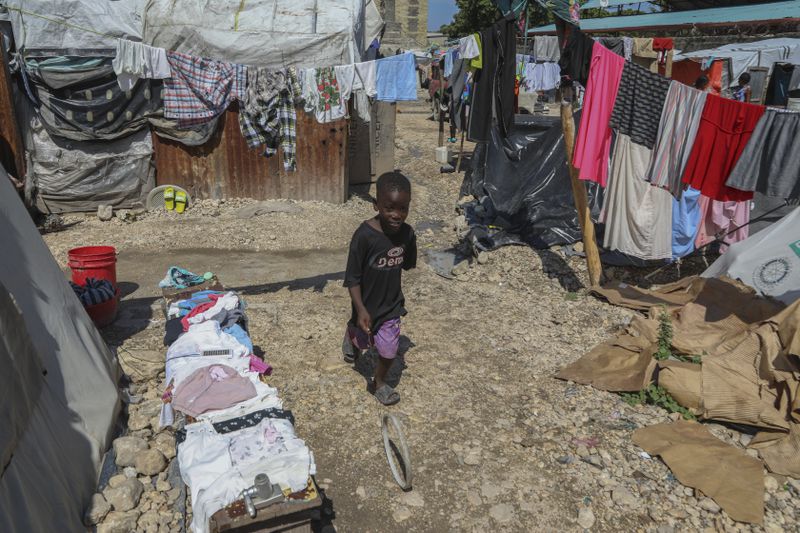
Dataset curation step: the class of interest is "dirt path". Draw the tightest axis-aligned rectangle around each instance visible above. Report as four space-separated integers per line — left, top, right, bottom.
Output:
44 95 796 533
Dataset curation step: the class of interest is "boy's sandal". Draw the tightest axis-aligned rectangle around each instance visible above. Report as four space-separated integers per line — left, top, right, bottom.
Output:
373 384 400 406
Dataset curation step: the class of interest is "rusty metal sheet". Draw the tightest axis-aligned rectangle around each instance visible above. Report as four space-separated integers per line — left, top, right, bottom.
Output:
0 40 26 179
153 103 347 203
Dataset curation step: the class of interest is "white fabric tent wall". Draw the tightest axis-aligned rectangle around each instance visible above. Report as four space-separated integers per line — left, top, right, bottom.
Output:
674 38 800 87
143 0 384 68
703 208 800 305
0 170 120 532
3 0 146 52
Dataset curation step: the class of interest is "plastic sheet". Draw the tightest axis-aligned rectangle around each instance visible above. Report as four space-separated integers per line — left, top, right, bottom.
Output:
463 113 603 250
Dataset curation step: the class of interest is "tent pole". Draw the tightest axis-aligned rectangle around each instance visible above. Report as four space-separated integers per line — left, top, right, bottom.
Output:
556 19 603 287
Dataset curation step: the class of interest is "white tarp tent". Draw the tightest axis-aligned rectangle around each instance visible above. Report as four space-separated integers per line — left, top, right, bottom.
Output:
675 38 800 87
703 208 800 305
0 169 120 532
143 0 384 68
3 0 145 52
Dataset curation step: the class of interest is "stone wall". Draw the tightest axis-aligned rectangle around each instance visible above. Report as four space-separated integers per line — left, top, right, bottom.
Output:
381 0 429 50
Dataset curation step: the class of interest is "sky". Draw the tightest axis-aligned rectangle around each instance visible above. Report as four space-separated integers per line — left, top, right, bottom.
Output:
428 0 458 31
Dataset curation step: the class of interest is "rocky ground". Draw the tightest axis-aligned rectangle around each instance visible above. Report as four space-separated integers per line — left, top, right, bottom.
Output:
43 96 799 533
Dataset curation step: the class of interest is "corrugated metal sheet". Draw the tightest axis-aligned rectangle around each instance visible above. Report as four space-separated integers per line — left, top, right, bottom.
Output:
153 103 348 204
0 44 26 178
530 0 800 33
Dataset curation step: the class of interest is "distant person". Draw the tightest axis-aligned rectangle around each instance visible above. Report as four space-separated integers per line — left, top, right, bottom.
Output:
342 172 417 406
694 75 709 91
732 72 752 102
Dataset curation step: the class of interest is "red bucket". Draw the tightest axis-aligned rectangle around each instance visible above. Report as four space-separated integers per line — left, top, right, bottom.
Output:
85 291 119 328
68 246 118 287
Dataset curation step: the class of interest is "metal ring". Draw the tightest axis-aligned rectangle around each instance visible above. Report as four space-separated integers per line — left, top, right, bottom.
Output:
381 413 412 490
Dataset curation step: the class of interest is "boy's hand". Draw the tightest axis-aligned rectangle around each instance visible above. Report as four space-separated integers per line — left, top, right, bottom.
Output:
357 310 372 334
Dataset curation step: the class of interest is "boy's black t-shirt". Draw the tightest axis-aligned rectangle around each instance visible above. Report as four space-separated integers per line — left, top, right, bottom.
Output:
344 221 417 330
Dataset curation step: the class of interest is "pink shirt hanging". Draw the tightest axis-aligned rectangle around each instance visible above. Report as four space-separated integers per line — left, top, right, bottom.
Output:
573 41 626 187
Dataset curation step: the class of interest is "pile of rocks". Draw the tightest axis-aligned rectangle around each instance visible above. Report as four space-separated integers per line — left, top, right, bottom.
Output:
83 382 184 533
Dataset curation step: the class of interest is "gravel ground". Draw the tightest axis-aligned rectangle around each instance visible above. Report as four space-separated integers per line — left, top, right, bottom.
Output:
44 96 799 533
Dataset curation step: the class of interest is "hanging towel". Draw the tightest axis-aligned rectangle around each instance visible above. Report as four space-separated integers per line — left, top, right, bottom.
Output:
533 35 561 62
458 34 480 59
354 60 377 97
573 41 625 187
376 52 417 102
113 39 170 91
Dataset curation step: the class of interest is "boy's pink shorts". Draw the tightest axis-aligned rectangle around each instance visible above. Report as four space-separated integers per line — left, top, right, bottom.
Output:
347 318 401 359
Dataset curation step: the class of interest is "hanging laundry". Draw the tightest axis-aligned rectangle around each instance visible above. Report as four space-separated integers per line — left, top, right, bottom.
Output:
163 52 246 128
238 67 302 171
609 61 671 149
573 41 625 187
470 32 483 69
602 134 673 261
468 19 516 142
632 38 658 73
376 52 418 102
302 67 347 123
672 187 703 259
449 58 469 132
681 94 765 202
523 62 561 92
458 34 480 59
765 63 794 106
354 60 377 97
112 39 170 91
334 64 363 100
443 49 457 78
534 35 561 62
646 81 707 199
172 364 257 418
725 108 800 200
559 28 594 87
623 37 633 61
599 37 625 58
695 196 751 252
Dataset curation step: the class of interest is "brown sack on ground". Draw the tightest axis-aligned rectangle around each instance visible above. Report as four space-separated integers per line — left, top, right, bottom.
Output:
590 276 707 312
751 424 800 478
656 360 702 413
632 420 764 524
555 317 658 391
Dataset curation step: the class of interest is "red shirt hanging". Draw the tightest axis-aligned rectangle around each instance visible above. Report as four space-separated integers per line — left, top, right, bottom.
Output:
681 93 765 202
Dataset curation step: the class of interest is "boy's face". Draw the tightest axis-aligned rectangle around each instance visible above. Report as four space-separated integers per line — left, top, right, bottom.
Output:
374 189 410 235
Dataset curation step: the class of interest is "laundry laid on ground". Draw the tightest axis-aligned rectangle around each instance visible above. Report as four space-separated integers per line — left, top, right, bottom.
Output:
156 268 316 533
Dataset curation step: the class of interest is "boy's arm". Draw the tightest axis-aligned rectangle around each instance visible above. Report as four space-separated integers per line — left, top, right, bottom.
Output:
403 230 418 271
344 227 371 333
348 285 371 333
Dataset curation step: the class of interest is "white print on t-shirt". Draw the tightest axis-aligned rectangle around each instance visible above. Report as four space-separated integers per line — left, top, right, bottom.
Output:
373 246 405 269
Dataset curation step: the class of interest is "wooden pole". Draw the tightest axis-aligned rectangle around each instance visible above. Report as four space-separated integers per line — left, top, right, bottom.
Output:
556 20 603 287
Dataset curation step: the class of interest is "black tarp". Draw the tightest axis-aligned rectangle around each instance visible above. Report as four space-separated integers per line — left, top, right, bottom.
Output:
462 112 603 251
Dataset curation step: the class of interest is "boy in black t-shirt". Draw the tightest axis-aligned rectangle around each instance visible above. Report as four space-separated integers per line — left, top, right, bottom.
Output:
342 172 417 405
